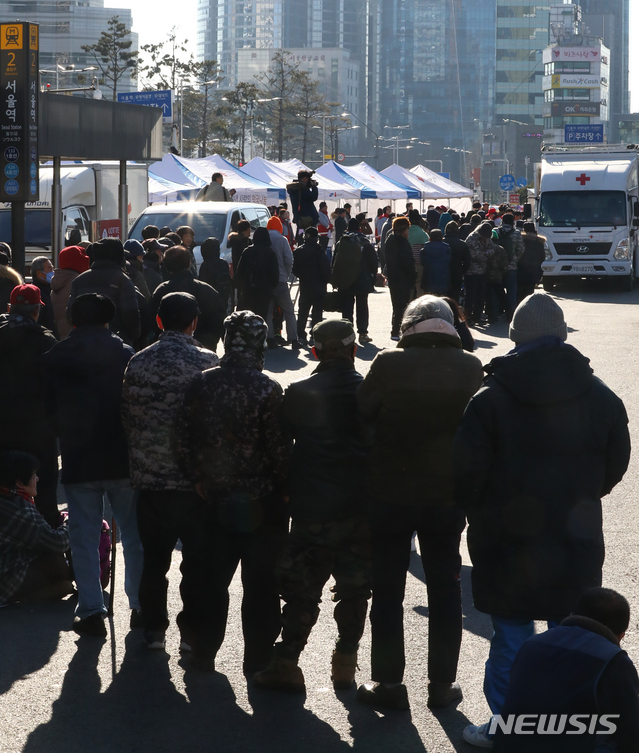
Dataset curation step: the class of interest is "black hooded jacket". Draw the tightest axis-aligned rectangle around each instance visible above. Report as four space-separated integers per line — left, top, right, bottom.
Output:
453 341 630 619
41 326 134 484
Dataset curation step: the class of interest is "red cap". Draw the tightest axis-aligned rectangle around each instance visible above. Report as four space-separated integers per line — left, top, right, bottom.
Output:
266 216 283 233
10 284 42 306
59 245 90 274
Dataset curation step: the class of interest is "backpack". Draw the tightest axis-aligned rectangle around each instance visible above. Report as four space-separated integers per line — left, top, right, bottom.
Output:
498 227 516 263
330 233 362 289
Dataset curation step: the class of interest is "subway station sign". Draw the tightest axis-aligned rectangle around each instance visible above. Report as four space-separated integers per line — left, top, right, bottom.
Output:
0 22 39 202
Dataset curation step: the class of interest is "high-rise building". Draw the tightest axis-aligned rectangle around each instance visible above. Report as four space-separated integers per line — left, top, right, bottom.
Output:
495 1 550 126
378 0 496 181
0 0 137 96
578 0 629 121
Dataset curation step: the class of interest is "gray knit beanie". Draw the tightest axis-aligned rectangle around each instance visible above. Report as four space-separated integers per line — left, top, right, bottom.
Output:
509 292 567 343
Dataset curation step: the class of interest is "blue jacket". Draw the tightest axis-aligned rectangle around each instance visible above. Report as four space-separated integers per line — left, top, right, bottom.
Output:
420 240 451 295
495 616 639 752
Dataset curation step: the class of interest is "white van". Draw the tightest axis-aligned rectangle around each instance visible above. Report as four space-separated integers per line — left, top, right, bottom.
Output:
128 201 272 270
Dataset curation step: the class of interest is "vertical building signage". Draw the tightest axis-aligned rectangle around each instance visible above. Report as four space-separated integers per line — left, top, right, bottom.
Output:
0 22 39 202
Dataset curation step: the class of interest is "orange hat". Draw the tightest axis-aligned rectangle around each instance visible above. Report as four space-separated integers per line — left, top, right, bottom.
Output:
266 216 283 233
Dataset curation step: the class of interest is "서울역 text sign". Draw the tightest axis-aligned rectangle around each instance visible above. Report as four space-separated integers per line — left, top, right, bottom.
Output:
0 22 39 202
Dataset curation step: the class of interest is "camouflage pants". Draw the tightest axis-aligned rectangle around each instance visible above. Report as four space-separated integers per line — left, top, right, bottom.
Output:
275 517 372 660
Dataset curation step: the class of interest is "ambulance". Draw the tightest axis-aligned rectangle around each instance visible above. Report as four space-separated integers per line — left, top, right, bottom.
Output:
538 144 639 291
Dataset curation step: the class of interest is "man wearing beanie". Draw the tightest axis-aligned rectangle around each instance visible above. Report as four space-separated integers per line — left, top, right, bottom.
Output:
66 237 141 347
175 311 292 671
41 293 143 637
453 292 631 748
122 292 219 651
51 246 90 339
355 296 483 711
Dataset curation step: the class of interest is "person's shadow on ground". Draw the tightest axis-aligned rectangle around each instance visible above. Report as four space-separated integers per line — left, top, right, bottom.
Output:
0 598 75 698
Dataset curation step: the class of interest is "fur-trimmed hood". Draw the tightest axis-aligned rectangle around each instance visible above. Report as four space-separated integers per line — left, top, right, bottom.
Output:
0 264 23 288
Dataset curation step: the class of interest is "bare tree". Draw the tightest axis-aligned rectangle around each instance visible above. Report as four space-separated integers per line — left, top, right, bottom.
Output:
81 16 138 101
256 51 301 161
138 29 190 91
290 71 329 163
223 82 261 164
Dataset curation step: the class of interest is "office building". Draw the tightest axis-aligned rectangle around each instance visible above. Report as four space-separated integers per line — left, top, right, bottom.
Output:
0 0 138 96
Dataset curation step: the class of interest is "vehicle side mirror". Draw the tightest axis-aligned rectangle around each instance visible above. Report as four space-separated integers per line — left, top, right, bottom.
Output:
633 218 639 227
634 203 639 218
523 204 532 219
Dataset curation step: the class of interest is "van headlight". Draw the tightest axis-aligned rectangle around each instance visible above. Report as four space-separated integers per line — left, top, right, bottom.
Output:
544 241 552 261
614 238 631 260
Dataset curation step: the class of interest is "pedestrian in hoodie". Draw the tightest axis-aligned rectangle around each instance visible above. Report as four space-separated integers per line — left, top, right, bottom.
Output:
443 222 471 303
41 293 144 638
51 246 91 339
198 237 231 311
420 229 451 296
141 240 165 296
234 227 280 321
30 256 59 339
293 226 331 344
124 240 151 302
453 293 630 748
0 246 23 315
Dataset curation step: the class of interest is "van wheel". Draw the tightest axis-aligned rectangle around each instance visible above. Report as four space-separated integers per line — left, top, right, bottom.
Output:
542 277 556 291
620 269 635 292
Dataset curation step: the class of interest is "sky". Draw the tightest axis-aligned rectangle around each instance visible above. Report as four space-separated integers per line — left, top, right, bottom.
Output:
108 0 639 113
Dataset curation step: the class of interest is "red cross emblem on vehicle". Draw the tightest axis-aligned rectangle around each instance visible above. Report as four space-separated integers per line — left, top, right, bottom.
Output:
576 173 590 186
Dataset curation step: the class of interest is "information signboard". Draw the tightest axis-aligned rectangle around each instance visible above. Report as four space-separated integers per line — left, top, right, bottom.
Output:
564 124 604 143
499 174 516 191
117 90 172 122
0 22 38 202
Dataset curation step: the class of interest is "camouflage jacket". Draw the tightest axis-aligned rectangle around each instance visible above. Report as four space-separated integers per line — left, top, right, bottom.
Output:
175 350 292 500
466 230 496 276
121 331 219 490
496 225 526 271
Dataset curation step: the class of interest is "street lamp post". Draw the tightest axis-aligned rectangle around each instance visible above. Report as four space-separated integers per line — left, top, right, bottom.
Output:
341 106 382 169
423 160 444 173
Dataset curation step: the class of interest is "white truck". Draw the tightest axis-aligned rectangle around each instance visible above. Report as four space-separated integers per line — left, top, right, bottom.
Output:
538 144 639 291
0 161 148 266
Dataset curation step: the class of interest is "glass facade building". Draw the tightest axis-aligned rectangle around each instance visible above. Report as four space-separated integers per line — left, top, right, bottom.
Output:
0 0 137 96
495 1 550 125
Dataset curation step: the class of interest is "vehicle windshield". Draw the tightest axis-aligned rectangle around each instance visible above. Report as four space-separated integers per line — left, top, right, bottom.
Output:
129 212 227 244
0 209 52 246
539 191 627 228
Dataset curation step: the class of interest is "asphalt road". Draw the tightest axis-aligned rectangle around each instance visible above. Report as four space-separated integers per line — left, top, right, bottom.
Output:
2 282 638 753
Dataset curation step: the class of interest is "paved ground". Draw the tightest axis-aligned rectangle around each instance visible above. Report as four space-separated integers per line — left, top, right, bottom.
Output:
2 282 639 752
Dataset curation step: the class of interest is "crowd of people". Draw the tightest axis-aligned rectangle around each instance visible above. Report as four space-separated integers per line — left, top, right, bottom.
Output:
0 178 637 750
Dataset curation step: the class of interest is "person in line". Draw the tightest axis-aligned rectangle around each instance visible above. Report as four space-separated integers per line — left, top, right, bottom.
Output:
142 240 165 296
175 311 292 673
124 240 151 302
517 222 545 302
408 209 429 297
464 223 495 326
228 218 252 275
443 222 471 303
442 296 474 352
454 293 631 747
426 205 441 231
337 219 378 345
287 170 319 236
278 207 295 249
375 206 391 243
234 227 279 321
378 211 396 272
484 239 509 325
30 256 59 339
495 213 525 320
420 228 451 297
384 216 417 341
493 587 639 753
151 246 226 352
333 207 348 245
0 451 72 606
42 293 144 638
266 216 300 349
356 296 483 711
0 245 22 316
195 172 235 202
51 246 91 340
122 292 219 653
66 237 141 347
293 226 331 346
141 225 160 240
460 213 481 242
317 201 333 258
254 319 373 693
0 285 60 528
343 204 352 222
198 237 231 312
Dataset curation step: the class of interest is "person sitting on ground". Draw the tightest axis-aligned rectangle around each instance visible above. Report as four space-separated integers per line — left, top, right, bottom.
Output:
0 450 72 606
493 587 639 753
0 243 22 316
198 237 231 311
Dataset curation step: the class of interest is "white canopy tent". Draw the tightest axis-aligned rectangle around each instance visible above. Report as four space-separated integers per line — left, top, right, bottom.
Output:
409 164 473 199
382 163 471 200
316 161 422 200
148 153 286 204
148 173 200 204
241 157 360 201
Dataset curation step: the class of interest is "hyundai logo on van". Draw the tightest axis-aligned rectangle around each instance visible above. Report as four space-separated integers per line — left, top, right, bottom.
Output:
577 246 590 254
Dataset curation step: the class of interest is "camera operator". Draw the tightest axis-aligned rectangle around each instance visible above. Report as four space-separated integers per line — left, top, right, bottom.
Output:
287 170 319 238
